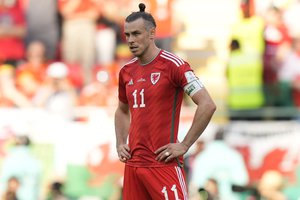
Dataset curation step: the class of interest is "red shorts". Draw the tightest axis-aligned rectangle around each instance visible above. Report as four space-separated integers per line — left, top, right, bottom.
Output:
123 165 188 200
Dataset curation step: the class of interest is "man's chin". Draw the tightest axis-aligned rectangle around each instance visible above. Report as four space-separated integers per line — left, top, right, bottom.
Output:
131 50 141 57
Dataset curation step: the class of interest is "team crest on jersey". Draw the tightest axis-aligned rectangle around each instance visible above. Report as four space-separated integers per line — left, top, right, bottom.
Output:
150 73 160 85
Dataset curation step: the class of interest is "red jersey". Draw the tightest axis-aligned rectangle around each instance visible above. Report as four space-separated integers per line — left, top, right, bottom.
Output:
58 0 98 14
118 50 194 167
0 1 25 61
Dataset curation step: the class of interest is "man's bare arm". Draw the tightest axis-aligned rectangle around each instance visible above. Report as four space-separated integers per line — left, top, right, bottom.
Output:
181 87 216 148
114 101 131 162
156 88 216 162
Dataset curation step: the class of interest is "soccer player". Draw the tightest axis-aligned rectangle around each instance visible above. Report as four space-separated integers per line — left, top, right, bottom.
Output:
114 3 216 199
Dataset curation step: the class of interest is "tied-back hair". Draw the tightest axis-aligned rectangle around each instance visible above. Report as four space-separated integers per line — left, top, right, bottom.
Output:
125 3 156 30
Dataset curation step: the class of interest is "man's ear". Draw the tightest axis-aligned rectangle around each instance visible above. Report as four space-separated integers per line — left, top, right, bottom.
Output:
150 28 156 40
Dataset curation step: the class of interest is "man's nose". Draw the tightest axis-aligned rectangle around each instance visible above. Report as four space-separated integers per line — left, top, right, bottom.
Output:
127 35 135 43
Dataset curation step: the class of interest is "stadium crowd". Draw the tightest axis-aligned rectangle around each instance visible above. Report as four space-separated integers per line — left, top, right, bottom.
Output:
0 0 300 119
0 0 131 116
1 0 300 199
0 0 179 119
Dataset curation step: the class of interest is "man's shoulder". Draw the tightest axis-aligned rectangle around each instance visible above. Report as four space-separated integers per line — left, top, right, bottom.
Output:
121 57 138 69
158 50 187 68
119 58 138 77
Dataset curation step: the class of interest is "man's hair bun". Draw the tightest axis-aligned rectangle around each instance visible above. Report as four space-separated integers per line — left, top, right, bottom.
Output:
139 3 146 12
125 2 156 28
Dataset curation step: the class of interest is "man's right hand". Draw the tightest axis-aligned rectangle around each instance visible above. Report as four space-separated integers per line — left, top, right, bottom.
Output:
117 144 131 162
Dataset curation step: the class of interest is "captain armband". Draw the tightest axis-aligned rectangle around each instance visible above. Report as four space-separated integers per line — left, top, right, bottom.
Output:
184 79 204 97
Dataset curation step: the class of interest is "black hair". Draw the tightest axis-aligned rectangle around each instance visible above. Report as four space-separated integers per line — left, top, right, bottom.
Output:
125 3 156 30
51 181 64 193
230 39 240 51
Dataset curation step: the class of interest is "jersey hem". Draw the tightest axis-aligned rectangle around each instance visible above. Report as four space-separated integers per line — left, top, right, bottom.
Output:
125 162 182 168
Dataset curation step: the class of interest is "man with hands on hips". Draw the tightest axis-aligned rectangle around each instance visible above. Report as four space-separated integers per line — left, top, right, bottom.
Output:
114 3 216 199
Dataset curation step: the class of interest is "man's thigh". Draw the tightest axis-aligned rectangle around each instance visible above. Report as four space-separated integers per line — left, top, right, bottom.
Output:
123 165 152 200
123 165 188 200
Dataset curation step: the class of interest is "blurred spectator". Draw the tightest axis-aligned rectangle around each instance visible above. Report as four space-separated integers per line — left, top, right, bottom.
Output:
262 6 291 107
0 135 42 200
46 181 69 200
22 0 60 61
190 127 249 200
278 35 300 107
283 0 300 39
58 0 99 84
0 64 32 107
226 39 264 112
1 176 19 200
78 66 117 107
64 63 84 90
146 0 176 52
184 139 205 186
203 178 220 200
190 178 219 200
257 170 287 200
230 0 265 112
232 0 264 56
32 62 78 120
94 1 121 68
15 40 49 99
0 0 26 67
78 78 109 107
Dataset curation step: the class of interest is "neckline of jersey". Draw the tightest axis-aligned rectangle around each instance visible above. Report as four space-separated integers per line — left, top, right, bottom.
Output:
139 49 161 66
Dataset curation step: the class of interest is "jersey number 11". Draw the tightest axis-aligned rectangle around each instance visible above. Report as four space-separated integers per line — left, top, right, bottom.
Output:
132 89 145 108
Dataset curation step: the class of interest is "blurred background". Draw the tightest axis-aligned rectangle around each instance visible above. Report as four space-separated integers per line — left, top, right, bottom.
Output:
1 0 300 199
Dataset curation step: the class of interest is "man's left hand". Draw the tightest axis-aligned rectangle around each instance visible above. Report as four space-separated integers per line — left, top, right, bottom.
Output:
155 143 188 163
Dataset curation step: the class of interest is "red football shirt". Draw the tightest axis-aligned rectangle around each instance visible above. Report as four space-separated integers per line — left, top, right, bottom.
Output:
118 50 194 167
0 2 25 61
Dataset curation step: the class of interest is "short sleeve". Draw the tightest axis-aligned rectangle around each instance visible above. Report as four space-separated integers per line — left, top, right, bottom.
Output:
170 62 198 88
118 69 128 104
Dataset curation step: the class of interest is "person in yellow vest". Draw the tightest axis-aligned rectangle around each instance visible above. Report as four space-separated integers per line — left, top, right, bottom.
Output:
231 0 265 56
227 39 264 111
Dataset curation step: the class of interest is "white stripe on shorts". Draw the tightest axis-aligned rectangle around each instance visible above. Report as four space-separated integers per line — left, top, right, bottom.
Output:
175 166 188 200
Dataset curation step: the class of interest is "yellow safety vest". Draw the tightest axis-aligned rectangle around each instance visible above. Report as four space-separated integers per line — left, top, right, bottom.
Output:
232 15 264 55
227 50 264 109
